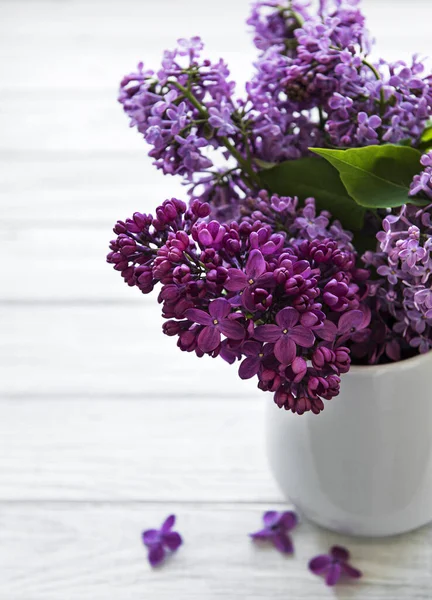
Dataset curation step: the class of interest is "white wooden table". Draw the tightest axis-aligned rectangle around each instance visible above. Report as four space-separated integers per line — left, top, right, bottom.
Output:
1 1 431 598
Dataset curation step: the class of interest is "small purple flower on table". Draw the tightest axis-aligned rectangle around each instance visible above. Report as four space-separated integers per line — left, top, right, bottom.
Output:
142 515 183 567
250 511 298 554
309 545 362 586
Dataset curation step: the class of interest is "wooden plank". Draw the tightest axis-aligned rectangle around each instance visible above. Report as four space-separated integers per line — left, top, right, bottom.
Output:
0 397 274 501
0 502 430 600
0 0 429 96
0 305 258 397
1 225 137 300
0 155 183 223
0 16 429 154
0 92 145 153
0 0 254 94
0 0 253 51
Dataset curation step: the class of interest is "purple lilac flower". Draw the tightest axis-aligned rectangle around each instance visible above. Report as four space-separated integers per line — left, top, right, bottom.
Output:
294 199 330 238
175 134 213 173
191 173 245 221
111 0 432 420
410 151 432 200
359 203 432 362
376 264 402 285
246 1 432 157
208 106 238 136
415 287 432 315
242 191 354 252
246 45 322 162
250 510 298 553
411 335 432 353
309 546 362 586
193 220 227 249
398 238 426 269
225 249 274 309
317 309 368 343
119 4 432 220
238 341 274 379
254 307 315 364
248 2 370 117
108 193 369 415
356 112 382 144
118 37 247 205
177 36 204 57
247 1 310 53
142 515 183 567
185 298 245 352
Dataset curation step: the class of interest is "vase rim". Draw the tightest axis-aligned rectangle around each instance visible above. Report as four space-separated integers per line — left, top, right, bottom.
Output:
349 348 432 375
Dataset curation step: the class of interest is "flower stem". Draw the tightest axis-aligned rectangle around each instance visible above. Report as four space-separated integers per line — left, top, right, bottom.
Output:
362 59 380 81
170 81 209 118
169 79 260 189
220 135 261 187
362 59 386 116
318 106 326 130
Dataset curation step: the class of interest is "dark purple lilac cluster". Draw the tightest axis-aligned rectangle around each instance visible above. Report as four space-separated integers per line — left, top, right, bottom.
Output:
361 201 432 361
108 192 369 415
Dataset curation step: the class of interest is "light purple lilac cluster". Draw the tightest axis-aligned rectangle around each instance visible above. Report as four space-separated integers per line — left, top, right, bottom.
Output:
119 0 432 216
118 36 237 179
410 150 432 200
247 0 432 162
247 1 311 53
362 199 432 361
108 192 370 415
118 37 250 219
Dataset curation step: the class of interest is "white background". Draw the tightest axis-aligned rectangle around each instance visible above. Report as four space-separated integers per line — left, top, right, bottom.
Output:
1 1 432 598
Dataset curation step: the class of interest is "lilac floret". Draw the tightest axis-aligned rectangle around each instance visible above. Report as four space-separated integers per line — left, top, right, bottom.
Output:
250 510 298 553
142 515 183 567
309 546 362 586
410 151 432 200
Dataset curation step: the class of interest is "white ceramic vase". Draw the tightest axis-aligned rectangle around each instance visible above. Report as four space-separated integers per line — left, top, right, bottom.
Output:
266 351 432 537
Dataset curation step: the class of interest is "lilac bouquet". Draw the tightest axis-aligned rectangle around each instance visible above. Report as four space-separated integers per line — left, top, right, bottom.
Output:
108 0 432 415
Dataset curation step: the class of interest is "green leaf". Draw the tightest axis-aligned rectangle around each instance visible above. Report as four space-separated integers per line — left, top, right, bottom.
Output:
418 122 432 153
258 156 366 231
352 231 378 257
397 138 415 147
421 126 432 144
311 145 426 209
